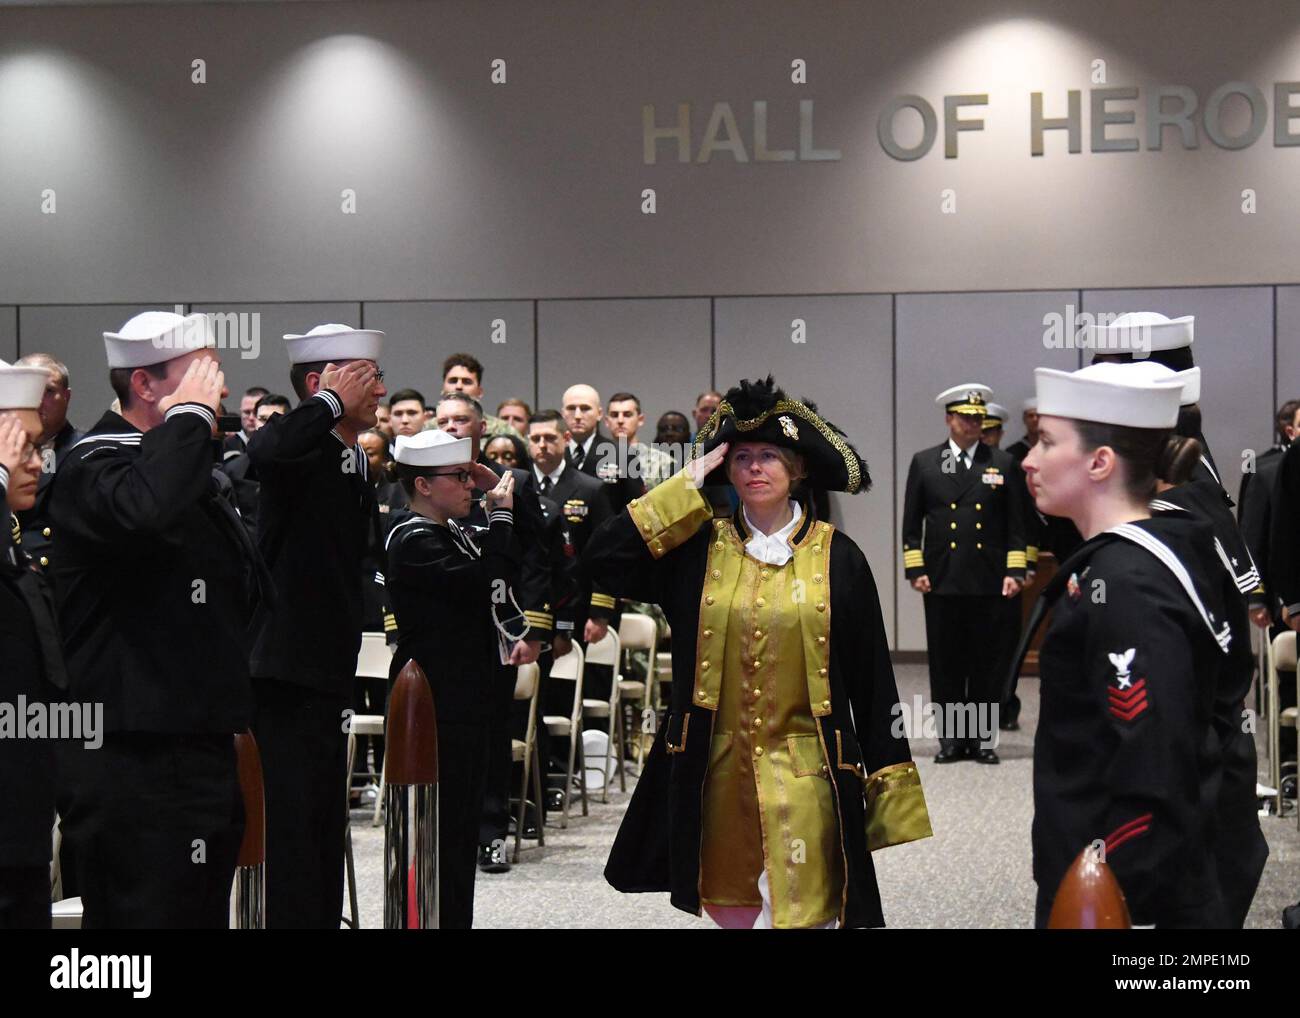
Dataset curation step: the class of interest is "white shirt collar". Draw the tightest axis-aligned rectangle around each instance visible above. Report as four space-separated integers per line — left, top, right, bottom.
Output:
535 458 567 486
949 437 977 461
742 500 802 567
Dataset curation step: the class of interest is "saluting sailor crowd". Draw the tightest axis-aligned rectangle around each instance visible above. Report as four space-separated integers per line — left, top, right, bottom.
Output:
0 307 1295 929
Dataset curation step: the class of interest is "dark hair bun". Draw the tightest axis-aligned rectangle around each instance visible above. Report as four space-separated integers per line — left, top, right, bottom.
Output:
1156 435 1201 485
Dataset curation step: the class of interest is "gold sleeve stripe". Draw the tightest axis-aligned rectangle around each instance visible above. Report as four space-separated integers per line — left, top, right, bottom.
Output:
1026 545 1039 564
903 550 925 567
590 593 617 609
1006 552 1028 568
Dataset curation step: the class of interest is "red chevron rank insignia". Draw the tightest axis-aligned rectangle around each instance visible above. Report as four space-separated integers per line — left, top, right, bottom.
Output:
1108 677 1149 721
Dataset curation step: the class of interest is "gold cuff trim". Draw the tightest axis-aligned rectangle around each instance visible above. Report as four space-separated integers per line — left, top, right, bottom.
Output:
1006 552 1027 568
627 470 712 560
903 550 925 567
590 593 616 609
1026 545 1039 564
864 762 933 852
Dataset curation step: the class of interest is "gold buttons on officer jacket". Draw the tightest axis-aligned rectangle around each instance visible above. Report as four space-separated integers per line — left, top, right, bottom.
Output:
975 522 982 530
813 573 823 583
39 556 48 566
816 602 826 612
950 541 957 549
821 764 829 776
817 635 826 645
697 691 709 704
42 527 51 538
752 659 762 669
950 521 957 530
753 629 762 639
706 595 715 605
818 667 828 677
752 687 762 700
760 570 769 581
756 597 765 608
950 502 957 510
701 660 710 670
711 569 721 579
715 521 726 531
752 717 763 729
821 700 831 711
641 523 652 534
715 541 724 549
976 503 982 510
703 628 712 639
977 542 983 549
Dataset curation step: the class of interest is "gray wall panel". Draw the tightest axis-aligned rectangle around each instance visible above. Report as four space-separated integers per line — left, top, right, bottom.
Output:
362 301 535 416
190 303 362 414
536 299 710 431
3 1 1298 303
1081 287 1273 502
714 296 896 647
0 307 15 363
17 304 178 423
895 291 1079 651
1276 288 1300 411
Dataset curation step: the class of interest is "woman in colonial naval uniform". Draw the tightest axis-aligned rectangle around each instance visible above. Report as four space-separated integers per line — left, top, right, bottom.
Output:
584 377 931 929
1019 362 1232 928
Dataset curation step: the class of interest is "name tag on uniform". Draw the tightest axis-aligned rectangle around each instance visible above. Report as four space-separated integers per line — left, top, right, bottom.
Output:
981 469 1003 486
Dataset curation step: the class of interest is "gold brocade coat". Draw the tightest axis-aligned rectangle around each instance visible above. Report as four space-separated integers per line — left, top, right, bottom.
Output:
583 473 933 928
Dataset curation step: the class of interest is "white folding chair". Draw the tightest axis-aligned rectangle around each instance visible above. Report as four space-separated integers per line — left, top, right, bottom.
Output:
583 629 624 801
50 820 83 930
354 632 394 827
1268 630 1298 821
618 613 658 773
511 662 545 862
543 642 589 827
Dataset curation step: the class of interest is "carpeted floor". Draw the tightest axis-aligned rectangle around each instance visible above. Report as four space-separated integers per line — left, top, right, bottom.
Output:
348 663 1299 929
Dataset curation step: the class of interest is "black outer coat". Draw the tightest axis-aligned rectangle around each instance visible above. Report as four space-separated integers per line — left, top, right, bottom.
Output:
1027 514 1232 927
902 439 1027 594
583 496 919 928
49 408 260 734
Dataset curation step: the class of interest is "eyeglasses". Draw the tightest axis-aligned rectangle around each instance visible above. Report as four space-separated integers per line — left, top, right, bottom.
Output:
428 469 473 484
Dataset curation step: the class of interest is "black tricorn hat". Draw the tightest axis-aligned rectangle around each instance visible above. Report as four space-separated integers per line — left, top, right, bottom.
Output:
691 376 870 494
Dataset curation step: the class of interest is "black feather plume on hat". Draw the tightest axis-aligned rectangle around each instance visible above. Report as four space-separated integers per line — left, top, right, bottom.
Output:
696 375 871 494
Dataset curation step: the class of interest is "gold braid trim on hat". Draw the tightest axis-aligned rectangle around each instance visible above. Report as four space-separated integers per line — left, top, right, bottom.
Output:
692 398 862 494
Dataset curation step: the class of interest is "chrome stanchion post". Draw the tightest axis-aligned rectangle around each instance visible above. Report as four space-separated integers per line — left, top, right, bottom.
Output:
233 731 265 930
383 659 440 929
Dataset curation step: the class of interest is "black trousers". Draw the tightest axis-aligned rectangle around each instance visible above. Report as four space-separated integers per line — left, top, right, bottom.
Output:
252 678 350 930
0 866 50 929
479 662 518 849
438 720 490 928
1214 728 1270 928
923 593 1002 751
59 733 243 929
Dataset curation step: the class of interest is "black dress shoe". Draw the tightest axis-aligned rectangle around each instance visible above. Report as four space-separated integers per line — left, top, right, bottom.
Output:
934 746 964 764
974 748 1000 764
478 843 511 874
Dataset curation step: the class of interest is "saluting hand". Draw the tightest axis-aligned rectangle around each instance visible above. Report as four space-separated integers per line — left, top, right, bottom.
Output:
319 360 376 419
684 441 727 489
484 469 514 512
159 356 225 434
0 414 33 476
